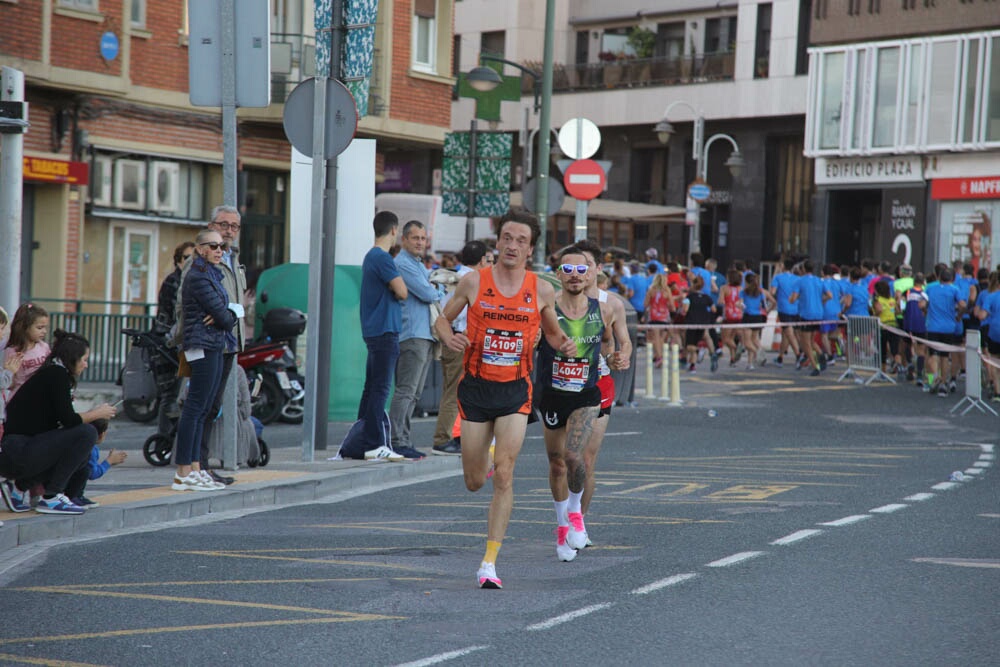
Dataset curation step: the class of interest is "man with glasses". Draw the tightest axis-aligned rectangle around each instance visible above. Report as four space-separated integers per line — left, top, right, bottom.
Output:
435 211 574 589
537 247 625 562
174 205 247 484
432 240 493 456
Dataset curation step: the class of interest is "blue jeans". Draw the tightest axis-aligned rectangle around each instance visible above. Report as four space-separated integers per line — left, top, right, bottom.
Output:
358 333 399 451
176 349 224 466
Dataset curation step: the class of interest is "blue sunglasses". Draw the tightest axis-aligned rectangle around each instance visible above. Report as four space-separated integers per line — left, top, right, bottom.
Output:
560 264 589 275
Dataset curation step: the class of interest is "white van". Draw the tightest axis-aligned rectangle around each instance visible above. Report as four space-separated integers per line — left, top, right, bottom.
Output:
373 193 494 255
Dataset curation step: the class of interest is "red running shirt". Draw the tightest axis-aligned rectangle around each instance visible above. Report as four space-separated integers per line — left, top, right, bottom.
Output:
463 269 541 383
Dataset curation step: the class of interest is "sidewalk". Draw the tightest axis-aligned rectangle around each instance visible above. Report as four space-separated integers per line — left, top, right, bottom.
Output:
0 391 464 560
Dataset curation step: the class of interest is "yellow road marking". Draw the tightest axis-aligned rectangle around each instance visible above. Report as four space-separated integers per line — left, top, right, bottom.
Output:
15 586 389 618
21 577 429 590
706 484 798 500
0 653 108 667
299 524 486 538
85 470 307 506
174 551 428 571
0 617 402 647
687 378 794 386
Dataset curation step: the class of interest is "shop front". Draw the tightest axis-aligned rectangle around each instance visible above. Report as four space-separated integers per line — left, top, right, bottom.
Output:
930 175 1000 276
813 156 926 268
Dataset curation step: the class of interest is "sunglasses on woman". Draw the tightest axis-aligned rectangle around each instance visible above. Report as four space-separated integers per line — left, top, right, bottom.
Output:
559 264 588 275
199 242 223 250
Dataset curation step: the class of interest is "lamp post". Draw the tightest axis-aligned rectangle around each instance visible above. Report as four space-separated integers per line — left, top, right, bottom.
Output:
654 103 744 258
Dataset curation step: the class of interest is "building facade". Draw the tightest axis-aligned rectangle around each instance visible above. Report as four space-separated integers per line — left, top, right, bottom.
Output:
453 0 814 269
1 0 454 309
805 1 1000 271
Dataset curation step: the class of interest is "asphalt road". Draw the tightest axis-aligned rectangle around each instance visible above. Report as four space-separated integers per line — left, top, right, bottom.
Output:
0 374 997 666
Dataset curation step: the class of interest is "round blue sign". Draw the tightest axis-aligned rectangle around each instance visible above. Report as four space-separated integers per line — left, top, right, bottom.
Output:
100 32 119 61
688 183 711 201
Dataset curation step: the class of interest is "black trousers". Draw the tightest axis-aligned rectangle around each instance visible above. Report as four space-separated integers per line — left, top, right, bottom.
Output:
0 423 96 496
199 352 235 468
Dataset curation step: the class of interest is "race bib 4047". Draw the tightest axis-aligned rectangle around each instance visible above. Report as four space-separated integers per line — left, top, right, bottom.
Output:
551 357 589 392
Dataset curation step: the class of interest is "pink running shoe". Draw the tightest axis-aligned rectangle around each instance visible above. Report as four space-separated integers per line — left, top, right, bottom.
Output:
556 525 577 562
477 561 502 589
567 512 588 550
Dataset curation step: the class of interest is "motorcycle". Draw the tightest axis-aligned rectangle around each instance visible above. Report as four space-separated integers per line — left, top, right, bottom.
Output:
241 307 306 425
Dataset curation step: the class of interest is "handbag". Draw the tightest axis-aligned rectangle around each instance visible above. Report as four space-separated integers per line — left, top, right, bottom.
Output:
177 351 192 378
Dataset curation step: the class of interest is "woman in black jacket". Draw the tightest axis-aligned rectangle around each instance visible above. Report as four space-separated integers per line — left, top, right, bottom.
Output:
172 230 237 492
0 330 117 515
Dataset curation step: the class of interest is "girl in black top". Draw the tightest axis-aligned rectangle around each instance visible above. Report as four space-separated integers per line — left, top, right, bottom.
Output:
0 330 116 515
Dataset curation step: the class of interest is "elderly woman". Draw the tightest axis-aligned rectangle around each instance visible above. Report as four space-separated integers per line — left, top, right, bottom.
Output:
172 229 237 492
0 330 117 514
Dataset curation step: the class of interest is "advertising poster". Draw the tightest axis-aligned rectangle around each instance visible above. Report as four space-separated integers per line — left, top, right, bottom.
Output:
881 188 925 269
939 201 997 275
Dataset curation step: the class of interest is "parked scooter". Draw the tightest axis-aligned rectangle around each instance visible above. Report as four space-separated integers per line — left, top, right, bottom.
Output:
241 308 306 425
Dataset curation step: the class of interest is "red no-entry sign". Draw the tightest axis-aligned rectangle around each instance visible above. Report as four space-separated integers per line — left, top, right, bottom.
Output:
563 159 607 201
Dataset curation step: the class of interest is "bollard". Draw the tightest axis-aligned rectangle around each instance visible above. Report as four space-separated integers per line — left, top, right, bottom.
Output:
645 343 654 398
658 341 670 401
669 343 683 406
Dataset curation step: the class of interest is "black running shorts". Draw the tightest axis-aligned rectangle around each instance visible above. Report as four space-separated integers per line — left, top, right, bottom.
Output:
457 375 532 423
537 386 601 430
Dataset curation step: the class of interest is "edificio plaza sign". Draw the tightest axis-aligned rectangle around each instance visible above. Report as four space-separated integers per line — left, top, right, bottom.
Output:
815 156 923 185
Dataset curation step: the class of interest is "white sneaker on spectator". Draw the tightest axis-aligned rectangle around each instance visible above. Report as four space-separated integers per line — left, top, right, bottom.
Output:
364 445 404 462
197 470 226 490
172 472 218 492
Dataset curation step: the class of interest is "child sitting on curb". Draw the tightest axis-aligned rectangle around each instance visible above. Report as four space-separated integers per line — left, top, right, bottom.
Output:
67 419 128 508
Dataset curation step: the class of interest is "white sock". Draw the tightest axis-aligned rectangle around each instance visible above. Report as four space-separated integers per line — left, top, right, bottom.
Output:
568 491 583 514
554 499 569 526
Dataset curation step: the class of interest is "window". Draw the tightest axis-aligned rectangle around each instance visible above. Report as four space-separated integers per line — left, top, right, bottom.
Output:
575 31 589 65
873 47 900 147
601 27 631 56
818 51 845 149
481 30 505 59
960 38 981 144
131 0 145 28
901 43 923 146
704 17 736 53
987 37 1000 141
413 0 436 71
57 0 97 10
796 0 811 75
754 3 772 79
655 22 685 59
850 50 867 149
926 40 960 145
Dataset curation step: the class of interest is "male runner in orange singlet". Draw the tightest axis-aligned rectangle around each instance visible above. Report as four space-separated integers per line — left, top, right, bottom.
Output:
435 211 576 589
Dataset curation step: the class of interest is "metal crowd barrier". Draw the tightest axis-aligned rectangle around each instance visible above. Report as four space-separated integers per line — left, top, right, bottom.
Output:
952 329 998 417
837 316 894 385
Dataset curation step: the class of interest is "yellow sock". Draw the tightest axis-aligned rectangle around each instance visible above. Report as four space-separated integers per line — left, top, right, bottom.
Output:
483 540 501 564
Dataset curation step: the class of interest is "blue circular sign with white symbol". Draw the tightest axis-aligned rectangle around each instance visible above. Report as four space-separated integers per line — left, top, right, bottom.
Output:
688 182 711 202
100 32 120 61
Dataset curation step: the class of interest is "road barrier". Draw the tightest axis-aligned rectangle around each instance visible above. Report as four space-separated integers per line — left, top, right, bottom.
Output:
951 329 997 417
837 316 894 385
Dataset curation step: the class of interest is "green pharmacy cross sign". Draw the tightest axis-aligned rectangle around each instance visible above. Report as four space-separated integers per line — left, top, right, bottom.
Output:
456 70 521 122
442 130 512 218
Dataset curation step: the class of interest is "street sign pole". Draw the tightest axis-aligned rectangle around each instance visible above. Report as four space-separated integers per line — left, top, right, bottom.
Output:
219 0 239 471
533 0 556 271
0 66 25 315
465 119 478 242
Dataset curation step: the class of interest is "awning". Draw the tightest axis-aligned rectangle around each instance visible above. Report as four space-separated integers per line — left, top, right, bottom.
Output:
508 192 685 222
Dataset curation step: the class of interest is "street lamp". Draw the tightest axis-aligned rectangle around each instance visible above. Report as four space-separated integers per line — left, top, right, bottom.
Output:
466 55 541 112
654 101 743 257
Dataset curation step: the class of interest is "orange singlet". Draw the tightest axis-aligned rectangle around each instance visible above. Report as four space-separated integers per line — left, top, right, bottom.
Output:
463 268 541 382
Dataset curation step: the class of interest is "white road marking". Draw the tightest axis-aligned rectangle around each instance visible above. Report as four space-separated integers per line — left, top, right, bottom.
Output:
963 468 984 475
904 493 935 502
526 604 613 631
912 557 1000 569
526 431 641 440
973 461 991 468
394 646 489 666
979 453 995 460
980 444 994 453
706 551 765 567
770 529 823 545
979 513 1000 519
631 573 698 595
932 482 959 490
819 515 871 527
870 504 908 514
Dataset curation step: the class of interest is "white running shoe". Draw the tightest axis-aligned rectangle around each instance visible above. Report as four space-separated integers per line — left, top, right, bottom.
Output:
171 472 219 492
197 470 226 490
566 512 588 550
364 445 404 462
477 561 502 589
556 526 577 562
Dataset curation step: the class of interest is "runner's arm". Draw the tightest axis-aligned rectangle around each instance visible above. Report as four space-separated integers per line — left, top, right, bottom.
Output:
605 298 631 370
538 280 577 357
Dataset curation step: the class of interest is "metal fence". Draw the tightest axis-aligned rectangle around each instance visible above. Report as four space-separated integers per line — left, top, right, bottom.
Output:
837 316 894 385
30 298 157 383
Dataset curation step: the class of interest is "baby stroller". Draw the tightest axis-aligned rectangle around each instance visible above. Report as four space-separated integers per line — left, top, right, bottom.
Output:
120 324 181 466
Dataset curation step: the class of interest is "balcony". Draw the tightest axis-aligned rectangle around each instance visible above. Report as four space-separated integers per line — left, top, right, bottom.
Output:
521 52 735 95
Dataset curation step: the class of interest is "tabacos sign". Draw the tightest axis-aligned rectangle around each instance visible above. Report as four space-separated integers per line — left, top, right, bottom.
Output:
23 157 89 185
816 156 923 185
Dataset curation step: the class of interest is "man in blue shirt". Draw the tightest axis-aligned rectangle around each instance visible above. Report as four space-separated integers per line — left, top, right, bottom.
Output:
341 212 408 460
769 259 801 366
389 220 442 459
974 282 1000 399
626 267 649 319
924 267 966 396
789 259 831 376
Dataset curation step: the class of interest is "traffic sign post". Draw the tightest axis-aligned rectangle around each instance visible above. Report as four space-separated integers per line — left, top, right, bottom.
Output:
563 158 607 241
